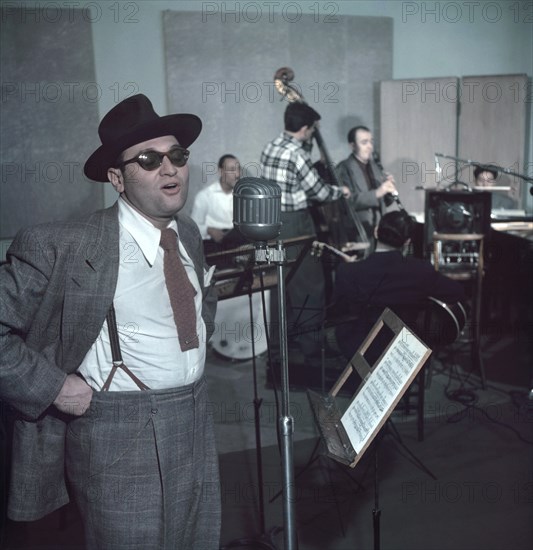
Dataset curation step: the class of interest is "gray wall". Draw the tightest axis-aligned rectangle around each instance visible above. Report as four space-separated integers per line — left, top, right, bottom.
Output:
0 8 103 239
83 0 533 211
1 1 532 256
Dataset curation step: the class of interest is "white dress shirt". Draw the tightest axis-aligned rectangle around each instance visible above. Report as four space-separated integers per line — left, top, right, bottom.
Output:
78 198 206 391
190 181 234 239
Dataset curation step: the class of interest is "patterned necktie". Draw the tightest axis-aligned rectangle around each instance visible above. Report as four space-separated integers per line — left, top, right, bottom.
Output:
159 228 199 351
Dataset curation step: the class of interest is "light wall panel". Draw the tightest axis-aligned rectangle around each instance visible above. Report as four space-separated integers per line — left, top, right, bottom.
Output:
458 74 528 206
380 78 459 215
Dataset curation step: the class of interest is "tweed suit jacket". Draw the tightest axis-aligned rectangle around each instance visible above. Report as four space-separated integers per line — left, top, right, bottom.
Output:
0 202 217 520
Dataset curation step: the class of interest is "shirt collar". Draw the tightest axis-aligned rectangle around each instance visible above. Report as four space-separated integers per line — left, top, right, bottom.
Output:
354 155 370 169
118 196 178 267
214 181 231 194
282 131 302 147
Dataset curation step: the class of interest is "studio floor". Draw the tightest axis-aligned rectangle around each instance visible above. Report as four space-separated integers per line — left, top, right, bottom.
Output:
212 327 533 550
1 326 532 550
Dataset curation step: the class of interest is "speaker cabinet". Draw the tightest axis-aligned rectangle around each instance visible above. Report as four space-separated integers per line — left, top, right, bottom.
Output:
423 190 492 262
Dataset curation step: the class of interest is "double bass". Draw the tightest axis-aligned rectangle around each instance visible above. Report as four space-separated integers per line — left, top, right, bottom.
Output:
273 67 370 258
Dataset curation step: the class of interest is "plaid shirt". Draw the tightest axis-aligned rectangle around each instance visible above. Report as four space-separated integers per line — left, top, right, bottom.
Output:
260 132 343 212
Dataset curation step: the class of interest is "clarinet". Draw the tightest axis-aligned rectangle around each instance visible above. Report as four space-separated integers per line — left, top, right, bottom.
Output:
373 151 404 210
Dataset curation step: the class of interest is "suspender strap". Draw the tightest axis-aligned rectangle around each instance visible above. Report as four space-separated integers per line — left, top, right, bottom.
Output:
101 304 151 392
107 303 122 363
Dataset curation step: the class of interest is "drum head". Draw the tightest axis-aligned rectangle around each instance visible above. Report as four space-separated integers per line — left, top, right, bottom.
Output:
211 292 270 360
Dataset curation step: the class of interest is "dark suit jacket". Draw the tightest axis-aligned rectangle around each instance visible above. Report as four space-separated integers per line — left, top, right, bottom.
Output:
336 155 388 236
333 250 465 360
0 202 217 520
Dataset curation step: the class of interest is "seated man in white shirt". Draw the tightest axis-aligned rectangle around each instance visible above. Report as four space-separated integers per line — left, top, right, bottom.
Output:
191 154 241 252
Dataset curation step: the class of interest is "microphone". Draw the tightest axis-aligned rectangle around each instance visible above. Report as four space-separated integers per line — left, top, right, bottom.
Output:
233 177 282 243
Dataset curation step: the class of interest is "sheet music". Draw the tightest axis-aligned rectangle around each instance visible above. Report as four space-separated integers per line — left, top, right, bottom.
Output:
340 327 429 454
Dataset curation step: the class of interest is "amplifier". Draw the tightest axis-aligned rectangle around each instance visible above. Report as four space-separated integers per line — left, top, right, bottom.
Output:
423 190 492 265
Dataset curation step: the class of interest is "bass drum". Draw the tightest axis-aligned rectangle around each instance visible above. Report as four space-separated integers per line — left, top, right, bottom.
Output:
211 291 270 360
424 297 467 347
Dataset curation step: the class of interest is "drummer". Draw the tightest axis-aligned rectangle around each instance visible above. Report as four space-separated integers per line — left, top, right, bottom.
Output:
190 153 269 360
190 154 242 254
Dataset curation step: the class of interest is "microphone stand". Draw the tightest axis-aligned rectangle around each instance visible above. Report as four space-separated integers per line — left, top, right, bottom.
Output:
435 153 533 192
232 177 296 549
255 240 297 550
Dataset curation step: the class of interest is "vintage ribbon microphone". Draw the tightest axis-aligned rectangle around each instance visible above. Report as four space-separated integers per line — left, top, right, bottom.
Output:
233 177 297 550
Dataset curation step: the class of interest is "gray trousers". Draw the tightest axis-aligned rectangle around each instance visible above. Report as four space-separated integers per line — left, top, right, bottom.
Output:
65 377 220 549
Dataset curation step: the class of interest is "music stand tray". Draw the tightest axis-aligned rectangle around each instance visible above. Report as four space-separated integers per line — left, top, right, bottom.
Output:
308 308 432 468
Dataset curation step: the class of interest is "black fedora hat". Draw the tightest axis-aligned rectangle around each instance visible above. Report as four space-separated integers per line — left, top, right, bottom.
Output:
84 94 202 182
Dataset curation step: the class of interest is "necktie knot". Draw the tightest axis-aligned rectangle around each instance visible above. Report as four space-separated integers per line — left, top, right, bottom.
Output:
160 228 178 251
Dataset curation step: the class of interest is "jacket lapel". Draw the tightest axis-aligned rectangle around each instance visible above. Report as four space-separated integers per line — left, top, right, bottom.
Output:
347 156 365 194
177 215 204 286
61 204 120 371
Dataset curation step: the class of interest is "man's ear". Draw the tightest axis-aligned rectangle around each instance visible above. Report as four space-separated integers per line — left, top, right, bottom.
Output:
107 167 124 193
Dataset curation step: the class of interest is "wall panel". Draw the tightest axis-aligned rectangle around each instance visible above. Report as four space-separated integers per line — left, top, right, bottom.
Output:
458 74 528 206
163 11 393 213
0 8 103 239
380 78 459 215
380 74 529 216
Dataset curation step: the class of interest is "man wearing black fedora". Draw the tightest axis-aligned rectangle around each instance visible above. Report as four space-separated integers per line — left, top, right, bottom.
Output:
0 95 220 548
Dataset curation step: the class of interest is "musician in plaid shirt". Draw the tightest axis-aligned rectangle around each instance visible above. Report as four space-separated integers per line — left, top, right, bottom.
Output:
260 102 350 364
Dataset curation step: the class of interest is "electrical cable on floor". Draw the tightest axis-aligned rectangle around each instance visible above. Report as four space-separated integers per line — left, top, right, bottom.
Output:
446 398 533 446
442 357 479 411
439 357 533 444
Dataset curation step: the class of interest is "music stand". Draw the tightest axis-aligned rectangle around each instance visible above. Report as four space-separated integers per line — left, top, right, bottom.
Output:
307 308 433 549
308 308 431 466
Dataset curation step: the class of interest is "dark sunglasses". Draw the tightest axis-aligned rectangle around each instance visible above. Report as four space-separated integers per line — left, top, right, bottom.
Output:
118 146 190 171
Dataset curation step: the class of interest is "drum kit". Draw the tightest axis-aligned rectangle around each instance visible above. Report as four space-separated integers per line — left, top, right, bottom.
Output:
206 235 315 361
206 241 275 361
211 291 270 360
